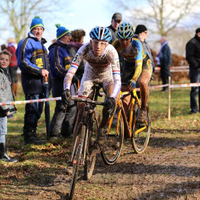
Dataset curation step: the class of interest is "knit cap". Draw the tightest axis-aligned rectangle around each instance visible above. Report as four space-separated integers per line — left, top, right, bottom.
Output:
195 28 200 34
135 24 147 35
56 24 70 40
30 16 45 31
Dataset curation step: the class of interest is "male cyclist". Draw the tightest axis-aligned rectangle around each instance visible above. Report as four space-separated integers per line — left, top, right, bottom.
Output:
62 26 121 147
113 22 152 122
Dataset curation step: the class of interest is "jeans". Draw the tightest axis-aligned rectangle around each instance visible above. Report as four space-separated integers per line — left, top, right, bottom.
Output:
189 68 200 113
0 117 7 143
23 93 44 132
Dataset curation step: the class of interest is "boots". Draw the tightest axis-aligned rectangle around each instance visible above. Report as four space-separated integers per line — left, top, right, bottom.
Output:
24 128 45 145
0 143 18 163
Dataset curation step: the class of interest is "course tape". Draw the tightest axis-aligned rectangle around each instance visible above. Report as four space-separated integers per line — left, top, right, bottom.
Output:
1 82 200 106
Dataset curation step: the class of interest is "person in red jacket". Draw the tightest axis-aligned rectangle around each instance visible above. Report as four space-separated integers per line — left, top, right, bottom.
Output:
7 38 18 96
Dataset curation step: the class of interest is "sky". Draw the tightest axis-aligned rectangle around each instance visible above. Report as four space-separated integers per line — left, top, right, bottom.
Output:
0 0 124 48
0 0 199 55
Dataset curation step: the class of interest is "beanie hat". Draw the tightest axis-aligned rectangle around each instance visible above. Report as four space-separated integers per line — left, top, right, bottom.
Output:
30 16 45 31
56 24 70 40
135 24 147 35
195 28 200 34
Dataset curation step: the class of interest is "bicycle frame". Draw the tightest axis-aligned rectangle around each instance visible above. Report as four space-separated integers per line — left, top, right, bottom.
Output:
107 88 144 138
70 86 105 164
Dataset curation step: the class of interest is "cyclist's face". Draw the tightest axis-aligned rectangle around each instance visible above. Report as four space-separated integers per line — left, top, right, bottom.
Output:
119 38 132 48
90 39 108 56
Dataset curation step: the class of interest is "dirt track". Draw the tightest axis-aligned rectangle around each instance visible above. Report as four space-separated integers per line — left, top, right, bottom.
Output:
48 129 200 200
3 129 199 200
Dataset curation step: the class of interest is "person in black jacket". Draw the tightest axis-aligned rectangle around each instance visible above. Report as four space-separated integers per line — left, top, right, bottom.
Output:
107 12 122 44
156 36 172 91
186 28 200 114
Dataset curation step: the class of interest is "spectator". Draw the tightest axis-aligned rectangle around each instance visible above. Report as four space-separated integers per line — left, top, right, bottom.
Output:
7 38 18 96
134 24 155 74
70 29 86 81
186 28 200 114
16 16 49 145
107 13 125 73
0 49 17 162
107 12 122 44
48 24 77 139
1 44 7 51
156 36 172 91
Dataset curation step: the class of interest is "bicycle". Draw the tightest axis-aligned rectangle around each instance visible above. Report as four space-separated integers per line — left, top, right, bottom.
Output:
101 86 151 165
67 83 123 200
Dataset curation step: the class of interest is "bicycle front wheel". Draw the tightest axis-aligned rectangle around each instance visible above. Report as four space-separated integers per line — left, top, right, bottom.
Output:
68 122 86 200
131 104 151 154
101 106 124 165
84 117 98 180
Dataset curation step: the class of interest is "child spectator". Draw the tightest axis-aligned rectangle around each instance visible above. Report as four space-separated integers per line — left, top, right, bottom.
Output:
0 49 17 162
7 38 18 96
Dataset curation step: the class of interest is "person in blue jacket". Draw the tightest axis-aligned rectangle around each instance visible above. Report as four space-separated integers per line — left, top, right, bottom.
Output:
48 24 78 139
16 16 50 145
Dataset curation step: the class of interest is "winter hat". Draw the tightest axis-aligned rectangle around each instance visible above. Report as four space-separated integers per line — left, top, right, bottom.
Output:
135 24 147 35
56 24 70 40
195 28 200 34
30 16 45 31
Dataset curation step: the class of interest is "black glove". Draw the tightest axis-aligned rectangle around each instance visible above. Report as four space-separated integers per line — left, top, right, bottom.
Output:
62 89 71 105
106 97 116 115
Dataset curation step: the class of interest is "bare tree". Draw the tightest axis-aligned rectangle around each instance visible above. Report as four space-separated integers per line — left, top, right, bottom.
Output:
0 0 67 43
112 0 200 36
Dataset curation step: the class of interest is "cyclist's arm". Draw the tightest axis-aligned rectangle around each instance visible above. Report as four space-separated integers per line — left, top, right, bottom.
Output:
131 39 143 82
110 47 121 99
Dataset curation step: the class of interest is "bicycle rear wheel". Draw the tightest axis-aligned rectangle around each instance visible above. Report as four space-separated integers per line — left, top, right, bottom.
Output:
101 106 124 165
131 104 151 154
68 122 85 200
84 117 98 180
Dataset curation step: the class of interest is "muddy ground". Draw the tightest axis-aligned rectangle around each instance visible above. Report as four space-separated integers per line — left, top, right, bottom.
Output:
3 128 199 200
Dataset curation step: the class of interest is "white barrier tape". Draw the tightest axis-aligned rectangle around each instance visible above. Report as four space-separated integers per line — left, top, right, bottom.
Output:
149 84 169 89
1 82 200 106
170 83 200 88
0 97 61 106
155 66 189 72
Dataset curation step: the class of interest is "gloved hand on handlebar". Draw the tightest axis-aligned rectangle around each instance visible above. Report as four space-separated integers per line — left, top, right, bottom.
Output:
62 89 71 105
106 97 116 115
127 79 136 91
130 80 136 88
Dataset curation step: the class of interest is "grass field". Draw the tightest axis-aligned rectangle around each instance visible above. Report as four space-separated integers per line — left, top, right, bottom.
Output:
0 80 199 199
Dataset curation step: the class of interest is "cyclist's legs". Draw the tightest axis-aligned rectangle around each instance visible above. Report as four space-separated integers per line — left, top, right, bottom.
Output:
139 69 151 110
99 82 114 128
121 85 132 116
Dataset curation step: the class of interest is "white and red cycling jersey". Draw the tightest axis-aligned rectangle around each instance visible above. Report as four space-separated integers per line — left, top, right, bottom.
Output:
63 42 121 99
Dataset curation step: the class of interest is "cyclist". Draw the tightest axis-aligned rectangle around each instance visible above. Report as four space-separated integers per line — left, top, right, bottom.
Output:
113 22 152 123
62 26 121 147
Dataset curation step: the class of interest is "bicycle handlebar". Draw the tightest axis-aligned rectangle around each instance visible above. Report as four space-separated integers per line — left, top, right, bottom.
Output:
71 96 106 106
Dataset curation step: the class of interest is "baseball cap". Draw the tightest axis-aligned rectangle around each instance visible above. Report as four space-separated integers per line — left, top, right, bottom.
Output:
112 12 122 21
